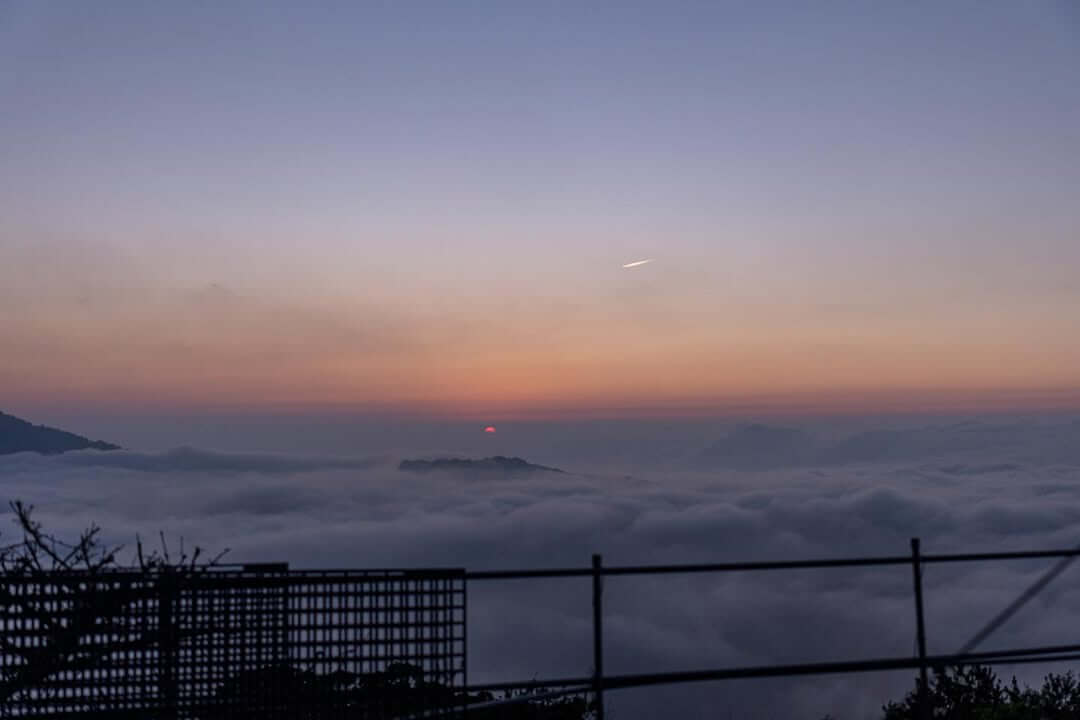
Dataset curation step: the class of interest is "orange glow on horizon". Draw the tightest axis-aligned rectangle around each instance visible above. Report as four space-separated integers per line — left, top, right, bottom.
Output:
5 272 1080 420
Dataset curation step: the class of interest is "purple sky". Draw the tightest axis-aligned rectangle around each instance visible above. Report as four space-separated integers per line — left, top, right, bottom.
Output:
3 1 1079 419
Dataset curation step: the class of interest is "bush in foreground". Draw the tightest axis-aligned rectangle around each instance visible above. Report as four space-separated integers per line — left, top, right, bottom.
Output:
883 665 1080 719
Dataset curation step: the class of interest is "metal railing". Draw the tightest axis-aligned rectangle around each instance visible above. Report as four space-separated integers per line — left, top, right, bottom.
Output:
3 541 1079 718
460 539 1080 719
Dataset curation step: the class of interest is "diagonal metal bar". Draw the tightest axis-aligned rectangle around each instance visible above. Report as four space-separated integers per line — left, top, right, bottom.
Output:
958 542 1080 654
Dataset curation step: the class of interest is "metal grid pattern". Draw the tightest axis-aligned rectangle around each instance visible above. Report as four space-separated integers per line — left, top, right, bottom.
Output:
0 568 465 719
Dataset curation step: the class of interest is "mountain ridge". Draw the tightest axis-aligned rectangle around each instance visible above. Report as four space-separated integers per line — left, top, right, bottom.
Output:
0 412 121 456
398 455 565 475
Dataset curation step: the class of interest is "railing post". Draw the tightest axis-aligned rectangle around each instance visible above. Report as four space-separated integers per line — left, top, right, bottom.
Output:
592 554 605 720
911 538 930 720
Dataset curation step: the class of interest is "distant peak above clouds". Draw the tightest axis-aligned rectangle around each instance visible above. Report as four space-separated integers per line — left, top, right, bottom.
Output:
689 418 1080 470
696 423 815 470
398 456 565 475
0 411 120 456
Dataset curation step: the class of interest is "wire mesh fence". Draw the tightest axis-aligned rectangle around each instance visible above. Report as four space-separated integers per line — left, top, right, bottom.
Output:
0 567 466 719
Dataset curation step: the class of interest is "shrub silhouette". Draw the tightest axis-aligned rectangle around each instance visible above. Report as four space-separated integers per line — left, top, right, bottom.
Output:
883 665 1080 719
207 662 592 719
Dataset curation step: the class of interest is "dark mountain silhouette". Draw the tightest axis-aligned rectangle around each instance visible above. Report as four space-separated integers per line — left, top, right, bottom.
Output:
0 412 120 456
398 456 564 475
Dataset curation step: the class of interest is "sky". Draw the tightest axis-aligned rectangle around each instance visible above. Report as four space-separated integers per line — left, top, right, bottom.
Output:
6 7 1080 716
2 1 1080 421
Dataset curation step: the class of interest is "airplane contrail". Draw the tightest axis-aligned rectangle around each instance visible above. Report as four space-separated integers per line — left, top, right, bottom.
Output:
621 259 654 269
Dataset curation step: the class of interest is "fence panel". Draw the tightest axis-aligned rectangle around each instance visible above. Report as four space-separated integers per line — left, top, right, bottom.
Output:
0 568 466 719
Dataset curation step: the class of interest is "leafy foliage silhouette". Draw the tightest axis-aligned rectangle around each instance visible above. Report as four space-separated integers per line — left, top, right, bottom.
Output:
208 662 593 718
883 665 1080 719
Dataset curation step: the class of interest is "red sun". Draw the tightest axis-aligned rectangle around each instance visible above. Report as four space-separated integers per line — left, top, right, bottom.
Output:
483 426 497 434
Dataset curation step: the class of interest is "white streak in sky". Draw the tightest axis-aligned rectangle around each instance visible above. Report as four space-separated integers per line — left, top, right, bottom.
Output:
621 259 654 268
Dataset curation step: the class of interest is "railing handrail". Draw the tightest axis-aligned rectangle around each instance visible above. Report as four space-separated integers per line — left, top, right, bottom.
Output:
463 547 1080 580
465 641 1080 694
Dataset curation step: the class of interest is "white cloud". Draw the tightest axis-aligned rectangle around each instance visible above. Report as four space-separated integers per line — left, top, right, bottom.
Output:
3 418 1080 718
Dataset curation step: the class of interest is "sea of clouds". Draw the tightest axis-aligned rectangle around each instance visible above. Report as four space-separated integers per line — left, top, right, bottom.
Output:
3 415 1080 718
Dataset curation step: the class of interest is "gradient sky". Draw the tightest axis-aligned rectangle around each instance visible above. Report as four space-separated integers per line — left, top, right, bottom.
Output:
3 1 1079 419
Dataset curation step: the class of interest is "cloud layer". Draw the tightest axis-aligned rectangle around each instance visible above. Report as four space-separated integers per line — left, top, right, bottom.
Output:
4 418 1080 718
